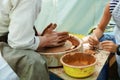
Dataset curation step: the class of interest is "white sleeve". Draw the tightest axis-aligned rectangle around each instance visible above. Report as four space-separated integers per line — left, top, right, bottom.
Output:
8 0 42 50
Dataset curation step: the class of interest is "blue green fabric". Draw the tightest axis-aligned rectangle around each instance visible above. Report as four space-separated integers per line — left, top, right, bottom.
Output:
35 0 108 35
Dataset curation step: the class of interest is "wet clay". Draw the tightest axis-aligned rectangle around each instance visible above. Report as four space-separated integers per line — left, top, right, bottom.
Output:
41 36 80 53
84 49 96 55
62 53 96 66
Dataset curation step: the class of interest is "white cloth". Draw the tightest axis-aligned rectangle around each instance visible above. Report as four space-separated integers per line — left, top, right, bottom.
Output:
0 51 19 80
0 0 42 50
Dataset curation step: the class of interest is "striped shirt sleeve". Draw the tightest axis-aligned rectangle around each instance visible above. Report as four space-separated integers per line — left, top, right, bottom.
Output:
110 0 119 13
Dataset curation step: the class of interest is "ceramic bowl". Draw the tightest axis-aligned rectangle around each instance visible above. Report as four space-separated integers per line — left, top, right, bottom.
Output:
60 52 97 78
39 35 82 67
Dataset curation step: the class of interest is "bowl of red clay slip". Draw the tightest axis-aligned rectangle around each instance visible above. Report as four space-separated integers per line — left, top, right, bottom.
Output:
39 35 83 67
60 52 97 78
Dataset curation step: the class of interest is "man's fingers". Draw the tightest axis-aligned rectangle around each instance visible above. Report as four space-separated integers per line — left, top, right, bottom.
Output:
59 35 70 39
57 32 69 36
56 41 65 46
41 23 57 36
47 23 57 32
41 23 52 36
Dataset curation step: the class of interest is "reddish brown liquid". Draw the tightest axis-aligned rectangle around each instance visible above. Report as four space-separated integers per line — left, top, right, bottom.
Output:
62 53 95 66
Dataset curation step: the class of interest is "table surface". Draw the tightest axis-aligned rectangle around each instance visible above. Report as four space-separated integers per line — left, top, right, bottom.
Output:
49 50 109 80
49 36 110 80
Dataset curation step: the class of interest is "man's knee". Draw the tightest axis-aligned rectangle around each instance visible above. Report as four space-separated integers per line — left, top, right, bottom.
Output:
29 53 47 67
17 52 49 79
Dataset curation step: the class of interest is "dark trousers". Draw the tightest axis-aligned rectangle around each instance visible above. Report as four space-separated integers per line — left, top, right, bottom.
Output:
97 34 120 80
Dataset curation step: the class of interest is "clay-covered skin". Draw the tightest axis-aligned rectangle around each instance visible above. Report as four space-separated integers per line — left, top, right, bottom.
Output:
37 23 70 51
62 53 96 66
41 23 57 36
40 35 80 53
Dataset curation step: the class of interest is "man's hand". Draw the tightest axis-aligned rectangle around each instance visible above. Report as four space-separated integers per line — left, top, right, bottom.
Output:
37 23 69 51
41 31 69 47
